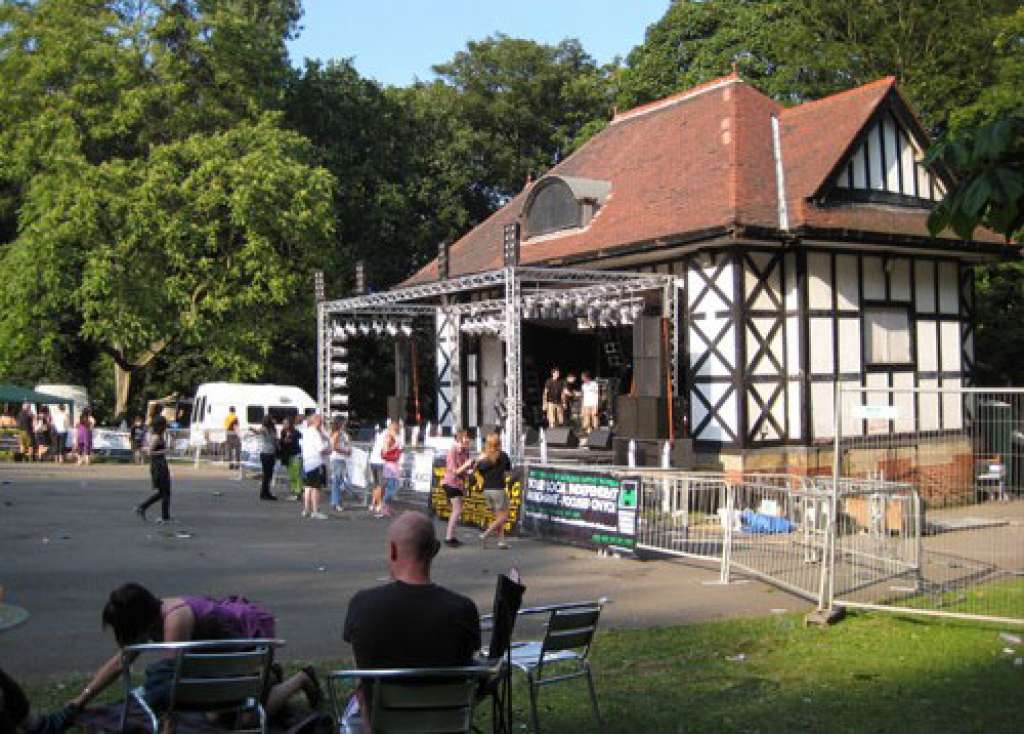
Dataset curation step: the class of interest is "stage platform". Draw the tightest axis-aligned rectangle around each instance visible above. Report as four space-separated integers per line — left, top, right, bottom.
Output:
522 445 617 465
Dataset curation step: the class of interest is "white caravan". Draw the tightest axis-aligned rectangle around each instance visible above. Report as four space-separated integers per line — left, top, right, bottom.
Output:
190 383 317 434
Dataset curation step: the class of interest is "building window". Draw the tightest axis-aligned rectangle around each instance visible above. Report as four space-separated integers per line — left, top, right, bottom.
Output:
525 179 581 237
864 308 912 365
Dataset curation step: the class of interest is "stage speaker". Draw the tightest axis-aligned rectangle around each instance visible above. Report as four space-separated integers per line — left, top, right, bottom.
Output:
546 426 579 448
524 427 539 446
386 395 402 420
587 428 614 450
632 316 665 396
616 396 668 439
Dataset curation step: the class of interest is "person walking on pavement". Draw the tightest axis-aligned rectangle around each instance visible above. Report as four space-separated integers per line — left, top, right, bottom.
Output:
441 429 474 547
136 415 173 523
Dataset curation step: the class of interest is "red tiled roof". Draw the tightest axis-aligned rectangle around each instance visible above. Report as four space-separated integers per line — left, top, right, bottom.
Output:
403 75 1004 286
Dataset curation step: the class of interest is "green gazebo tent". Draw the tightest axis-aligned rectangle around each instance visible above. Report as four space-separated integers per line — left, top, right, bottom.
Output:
0 384 74 407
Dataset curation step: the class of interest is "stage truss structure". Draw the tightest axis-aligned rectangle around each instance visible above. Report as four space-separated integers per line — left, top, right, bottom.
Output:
317 266 680 461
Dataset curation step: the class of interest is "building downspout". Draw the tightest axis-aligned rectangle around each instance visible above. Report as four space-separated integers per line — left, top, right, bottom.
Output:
771 115 790 233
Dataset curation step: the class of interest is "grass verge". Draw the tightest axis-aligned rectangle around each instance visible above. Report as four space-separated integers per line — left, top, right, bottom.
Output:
18 610 1024 733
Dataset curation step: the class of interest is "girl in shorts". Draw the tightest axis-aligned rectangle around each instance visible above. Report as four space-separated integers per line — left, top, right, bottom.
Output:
299 414 329 519
476 432 513 549
441 429 474 547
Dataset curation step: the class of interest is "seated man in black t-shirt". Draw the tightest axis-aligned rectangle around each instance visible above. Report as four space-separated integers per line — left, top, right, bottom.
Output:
342 512 481 721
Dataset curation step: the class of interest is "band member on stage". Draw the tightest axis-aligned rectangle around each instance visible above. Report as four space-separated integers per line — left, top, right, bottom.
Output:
562 372 580 426
542 367 564 428
580 371 600 434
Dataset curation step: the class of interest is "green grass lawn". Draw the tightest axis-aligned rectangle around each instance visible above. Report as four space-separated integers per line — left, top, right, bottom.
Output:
19 610 1024 733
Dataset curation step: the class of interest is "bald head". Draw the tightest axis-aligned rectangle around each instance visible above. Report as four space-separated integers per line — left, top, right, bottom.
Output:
387 511 440 567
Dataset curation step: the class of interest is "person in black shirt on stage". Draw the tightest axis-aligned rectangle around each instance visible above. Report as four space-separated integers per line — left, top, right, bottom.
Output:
542 367 564 428
476 433 513 549
342 511 480 726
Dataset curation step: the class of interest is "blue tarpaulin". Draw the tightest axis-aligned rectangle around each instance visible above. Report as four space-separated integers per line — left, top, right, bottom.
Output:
740 510 795 534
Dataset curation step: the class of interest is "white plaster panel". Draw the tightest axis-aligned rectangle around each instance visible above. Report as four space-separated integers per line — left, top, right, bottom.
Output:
836 255 859 310
890 258 911 301
940 321 961 372
784 252 798 310
942 377 963 429
745 253 780 310
869 124 885 190
963 328 974 367
916 320 937 372
841 380 865 437
808 253 832 309
689 318 735 378
748 386 782 441
786 317 801 377
862 256 885 300
748 318 783 377
865 372 890 436
787 379 802 439
838 318 861 374
893 372 915 433
900 131 917 196
809 318 834 374
918 378 940 432
884 116 900 191
914 260 936 313
938 262 958 314
811 382 835 439
693 383 737 441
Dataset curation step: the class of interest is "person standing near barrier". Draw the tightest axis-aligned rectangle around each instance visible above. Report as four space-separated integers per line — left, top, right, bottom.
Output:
51 404 70 464
476 433 513 549
300 414 330 520
255 415 279 501
75 408 93 466
278 415 303 500
329 416 351 513
17 403 35 461
33 407 51 461
129 416 146 465
378 420 403 519
224 406 241 470
136 415 173 522
442 429 473 547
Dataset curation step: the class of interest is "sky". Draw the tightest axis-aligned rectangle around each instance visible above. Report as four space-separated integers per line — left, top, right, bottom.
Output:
286 0 669 87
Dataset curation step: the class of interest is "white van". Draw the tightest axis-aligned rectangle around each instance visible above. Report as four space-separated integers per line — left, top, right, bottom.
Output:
190 383 317 434
35 384 89 424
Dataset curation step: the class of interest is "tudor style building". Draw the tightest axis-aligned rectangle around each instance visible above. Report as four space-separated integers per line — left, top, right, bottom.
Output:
403 73 1015 469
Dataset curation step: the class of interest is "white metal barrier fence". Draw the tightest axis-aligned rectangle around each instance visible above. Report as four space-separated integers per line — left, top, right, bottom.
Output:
832 387 1024 624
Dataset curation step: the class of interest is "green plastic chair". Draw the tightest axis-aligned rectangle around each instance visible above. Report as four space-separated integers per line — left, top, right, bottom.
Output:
328 665 496 734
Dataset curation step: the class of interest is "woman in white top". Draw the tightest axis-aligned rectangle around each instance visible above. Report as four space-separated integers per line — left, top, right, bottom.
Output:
299 414 330 519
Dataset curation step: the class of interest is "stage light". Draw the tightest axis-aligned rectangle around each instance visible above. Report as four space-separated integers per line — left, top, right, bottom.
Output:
400 322 413 336
631 302 644 320
385 322 398 337
372 321 384 335
330 394 349 405
331 362 349 373
577 318 593 330
344 322 358 336
332 346 348 357
358 322 371 335
331 376 348 388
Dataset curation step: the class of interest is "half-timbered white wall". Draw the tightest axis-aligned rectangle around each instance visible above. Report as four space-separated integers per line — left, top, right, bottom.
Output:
804 251 971 440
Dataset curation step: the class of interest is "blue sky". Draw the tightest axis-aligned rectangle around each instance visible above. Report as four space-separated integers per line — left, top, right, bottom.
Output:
287 0 669 86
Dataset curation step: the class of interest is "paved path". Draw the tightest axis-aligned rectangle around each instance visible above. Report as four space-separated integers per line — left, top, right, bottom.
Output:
0 463 807 679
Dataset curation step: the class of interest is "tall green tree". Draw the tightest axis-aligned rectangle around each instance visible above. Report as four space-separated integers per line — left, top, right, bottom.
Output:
431 34 616 203
0 0 333 418
618 0 1020 133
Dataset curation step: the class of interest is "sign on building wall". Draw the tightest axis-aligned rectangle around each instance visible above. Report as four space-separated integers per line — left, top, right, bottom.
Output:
522 467 639 551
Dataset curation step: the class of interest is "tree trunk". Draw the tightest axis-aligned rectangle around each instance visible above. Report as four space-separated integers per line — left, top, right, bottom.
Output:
114 362 132 420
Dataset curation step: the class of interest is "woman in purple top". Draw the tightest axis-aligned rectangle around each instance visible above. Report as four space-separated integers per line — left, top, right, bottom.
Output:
75 408 93 466
441 429 474 547
69 583 321 717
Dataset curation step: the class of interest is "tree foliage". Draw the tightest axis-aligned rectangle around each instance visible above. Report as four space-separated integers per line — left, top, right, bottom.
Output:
0 0 332 418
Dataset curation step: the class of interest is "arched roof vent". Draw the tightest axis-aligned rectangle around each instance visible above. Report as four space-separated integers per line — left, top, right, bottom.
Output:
522 175 611 239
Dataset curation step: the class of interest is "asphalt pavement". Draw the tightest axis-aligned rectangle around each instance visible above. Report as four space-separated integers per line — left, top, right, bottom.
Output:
0 462 807 679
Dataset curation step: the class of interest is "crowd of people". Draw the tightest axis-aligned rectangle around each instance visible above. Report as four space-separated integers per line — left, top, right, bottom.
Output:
0 403 94 465
0 511 490 733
